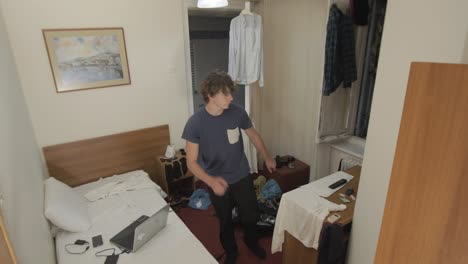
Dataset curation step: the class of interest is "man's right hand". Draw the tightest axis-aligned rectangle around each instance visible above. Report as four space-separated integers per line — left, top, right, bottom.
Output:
209 177 228 196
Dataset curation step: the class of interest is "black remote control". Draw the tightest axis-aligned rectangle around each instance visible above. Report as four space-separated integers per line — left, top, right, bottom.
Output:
328 179 347 189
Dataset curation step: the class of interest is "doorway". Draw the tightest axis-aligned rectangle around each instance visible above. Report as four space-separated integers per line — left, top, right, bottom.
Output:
188 15 245 113
182 1 260 174
182 0 248 115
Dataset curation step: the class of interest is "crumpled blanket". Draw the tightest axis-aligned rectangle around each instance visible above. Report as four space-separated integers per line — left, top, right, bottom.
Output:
85 171 166 201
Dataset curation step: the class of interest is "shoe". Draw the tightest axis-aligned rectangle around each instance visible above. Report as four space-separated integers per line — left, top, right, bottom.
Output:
224 252 238 264
244 240 266 259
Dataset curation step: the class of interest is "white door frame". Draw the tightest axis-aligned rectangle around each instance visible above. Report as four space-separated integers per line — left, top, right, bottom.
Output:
181 0 246 115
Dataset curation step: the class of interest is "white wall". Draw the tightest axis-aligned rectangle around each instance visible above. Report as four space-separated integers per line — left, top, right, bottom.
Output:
1 0 190 148
348 0 468 263
0 4 55 264
260 0 327 179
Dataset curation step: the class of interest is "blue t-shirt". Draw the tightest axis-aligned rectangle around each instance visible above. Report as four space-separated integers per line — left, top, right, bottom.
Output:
182 103 252 184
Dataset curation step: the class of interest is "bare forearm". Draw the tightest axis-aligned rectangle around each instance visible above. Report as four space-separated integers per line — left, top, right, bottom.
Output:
187 160 214 186
186 141 214 186
248 129 272 161
188 160 229 195
245 128 277 172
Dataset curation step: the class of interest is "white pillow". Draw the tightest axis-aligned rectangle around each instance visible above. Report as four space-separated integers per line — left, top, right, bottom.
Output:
44 177 91 232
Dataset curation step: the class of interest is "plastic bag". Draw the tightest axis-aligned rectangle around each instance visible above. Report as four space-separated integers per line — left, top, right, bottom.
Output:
188 189 211 210
261 179 282 200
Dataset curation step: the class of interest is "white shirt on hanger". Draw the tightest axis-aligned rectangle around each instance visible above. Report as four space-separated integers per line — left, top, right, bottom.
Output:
228 13 264 87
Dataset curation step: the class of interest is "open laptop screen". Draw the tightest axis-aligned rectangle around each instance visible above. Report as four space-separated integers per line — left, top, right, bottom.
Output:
110 204 170 252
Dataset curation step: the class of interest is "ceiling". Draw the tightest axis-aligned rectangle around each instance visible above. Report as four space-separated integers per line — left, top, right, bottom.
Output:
187 0 261 18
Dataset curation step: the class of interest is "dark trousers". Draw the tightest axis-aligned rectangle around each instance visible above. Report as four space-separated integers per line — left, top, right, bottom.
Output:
208 175 259 255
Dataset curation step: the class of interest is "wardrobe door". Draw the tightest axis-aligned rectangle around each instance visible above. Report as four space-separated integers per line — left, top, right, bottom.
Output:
375 62 468 263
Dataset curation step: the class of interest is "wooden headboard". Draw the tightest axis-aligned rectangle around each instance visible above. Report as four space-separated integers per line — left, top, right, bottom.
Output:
43 125 170 187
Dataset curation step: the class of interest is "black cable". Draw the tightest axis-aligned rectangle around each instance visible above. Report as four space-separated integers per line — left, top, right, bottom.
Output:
95 248 116 257
95 247 129 257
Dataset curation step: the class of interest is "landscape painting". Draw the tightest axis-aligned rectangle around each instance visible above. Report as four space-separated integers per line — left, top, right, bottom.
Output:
43 28 131 92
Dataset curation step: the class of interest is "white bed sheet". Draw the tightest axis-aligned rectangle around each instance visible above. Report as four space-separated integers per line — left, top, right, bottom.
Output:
55 171 217 264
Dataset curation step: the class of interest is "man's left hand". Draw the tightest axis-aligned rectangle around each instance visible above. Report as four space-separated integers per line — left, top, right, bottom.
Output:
265 157 276 173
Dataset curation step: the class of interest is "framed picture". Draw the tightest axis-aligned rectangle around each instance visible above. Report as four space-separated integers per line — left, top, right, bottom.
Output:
42 28 131 93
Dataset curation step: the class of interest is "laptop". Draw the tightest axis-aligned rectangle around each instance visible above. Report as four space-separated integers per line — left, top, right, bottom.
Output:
110 204 170 252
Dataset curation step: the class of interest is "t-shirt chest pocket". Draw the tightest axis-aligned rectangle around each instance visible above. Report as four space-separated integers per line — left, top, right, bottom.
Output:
226 127 240 144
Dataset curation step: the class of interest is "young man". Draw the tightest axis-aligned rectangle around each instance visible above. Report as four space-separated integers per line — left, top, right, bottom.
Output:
182 71 276 264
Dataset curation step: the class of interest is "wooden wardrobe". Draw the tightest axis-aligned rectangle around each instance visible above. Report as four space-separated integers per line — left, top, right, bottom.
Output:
375 62 468 263
0 211 17 264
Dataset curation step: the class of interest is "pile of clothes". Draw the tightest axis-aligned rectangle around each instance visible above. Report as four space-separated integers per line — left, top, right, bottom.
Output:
188 175 283 234
252 176 282 232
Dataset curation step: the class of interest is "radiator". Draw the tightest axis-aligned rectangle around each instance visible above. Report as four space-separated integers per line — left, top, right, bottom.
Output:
339 158 361 171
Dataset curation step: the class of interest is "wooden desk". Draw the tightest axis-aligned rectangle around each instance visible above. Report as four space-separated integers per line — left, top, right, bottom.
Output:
282 166 361 264
323 166 361 225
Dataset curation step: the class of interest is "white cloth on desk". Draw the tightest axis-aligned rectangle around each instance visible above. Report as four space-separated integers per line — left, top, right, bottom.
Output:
301 171 354 198
271 188 346 253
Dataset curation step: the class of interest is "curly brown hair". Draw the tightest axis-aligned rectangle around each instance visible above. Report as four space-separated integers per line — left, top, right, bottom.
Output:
200 70 236 103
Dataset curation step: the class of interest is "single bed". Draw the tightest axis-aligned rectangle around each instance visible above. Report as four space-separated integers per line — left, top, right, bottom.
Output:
42 125 217 264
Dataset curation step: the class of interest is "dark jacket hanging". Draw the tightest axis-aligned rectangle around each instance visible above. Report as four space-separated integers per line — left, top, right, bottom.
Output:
323 4 357 96
351 0 369 25
317 223 346 264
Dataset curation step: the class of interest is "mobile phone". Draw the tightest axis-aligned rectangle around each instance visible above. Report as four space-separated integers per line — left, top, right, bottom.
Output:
92 235 103 248
327 213 341 223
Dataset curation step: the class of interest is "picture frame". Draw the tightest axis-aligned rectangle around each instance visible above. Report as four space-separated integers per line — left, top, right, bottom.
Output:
42 28 131 93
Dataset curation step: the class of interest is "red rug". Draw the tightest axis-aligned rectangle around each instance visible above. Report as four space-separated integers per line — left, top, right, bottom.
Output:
175 205 282 264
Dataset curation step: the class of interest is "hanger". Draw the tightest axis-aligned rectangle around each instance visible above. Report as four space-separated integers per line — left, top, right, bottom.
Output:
240 1 254 15
330 0 350 14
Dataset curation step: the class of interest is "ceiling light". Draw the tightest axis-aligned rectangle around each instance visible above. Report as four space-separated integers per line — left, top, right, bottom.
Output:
197 0 228 8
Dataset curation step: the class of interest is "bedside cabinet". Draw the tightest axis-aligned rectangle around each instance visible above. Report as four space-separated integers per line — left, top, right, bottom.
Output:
262 157 310 193
153 151 194 195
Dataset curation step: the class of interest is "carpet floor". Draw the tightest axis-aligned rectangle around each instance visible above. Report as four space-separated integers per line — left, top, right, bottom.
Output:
175 204 282 264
